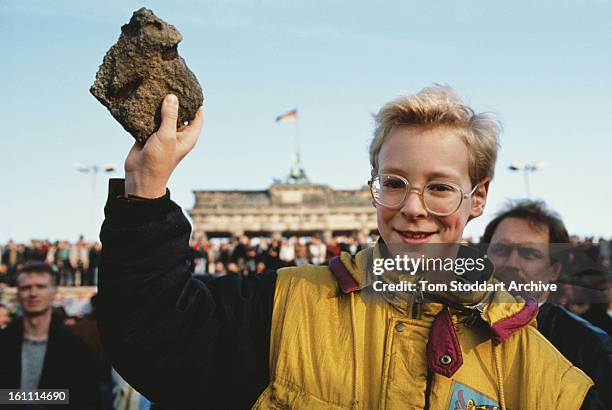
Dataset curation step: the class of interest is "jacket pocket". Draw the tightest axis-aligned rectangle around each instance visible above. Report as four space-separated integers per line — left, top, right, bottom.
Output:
252 380 350 410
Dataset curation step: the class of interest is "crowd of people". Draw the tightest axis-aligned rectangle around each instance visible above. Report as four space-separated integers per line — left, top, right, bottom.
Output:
187 233 375 277
2 232 610 286
0 233 375 287
0 236 102 287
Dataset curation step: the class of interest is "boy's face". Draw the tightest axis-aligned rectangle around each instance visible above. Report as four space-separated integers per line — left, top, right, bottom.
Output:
375 125 488 244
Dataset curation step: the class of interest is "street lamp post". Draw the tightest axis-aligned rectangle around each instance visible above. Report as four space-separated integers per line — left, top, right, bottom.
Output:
75 162 117 240
508 162 545 198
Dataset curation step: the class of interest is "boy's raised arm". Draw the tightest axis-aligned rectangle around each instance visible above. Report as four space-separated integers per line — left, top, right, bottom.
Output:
97 96 276 408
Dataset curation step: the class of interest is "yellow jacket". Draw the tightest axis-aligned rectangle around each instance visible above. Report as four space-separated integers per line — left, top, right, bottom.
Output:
253 247 593 409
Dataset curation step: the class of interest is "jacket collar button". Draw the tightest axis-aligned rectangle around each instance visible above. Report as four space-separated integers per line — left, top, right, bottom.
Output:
440 354 453 365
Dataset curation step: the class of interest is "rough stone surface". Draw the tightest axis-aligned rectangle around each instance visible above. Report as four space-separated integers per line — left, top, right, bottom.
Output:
90 8 204 142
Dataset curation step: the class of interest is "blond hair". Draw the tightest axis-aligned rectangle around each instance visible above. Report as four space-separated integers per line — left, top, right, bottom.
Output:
370 85 501 184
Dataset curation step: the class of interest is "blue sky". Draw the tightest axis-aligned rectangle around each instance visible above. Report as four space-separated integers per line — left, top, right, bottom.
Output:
1 0 611 242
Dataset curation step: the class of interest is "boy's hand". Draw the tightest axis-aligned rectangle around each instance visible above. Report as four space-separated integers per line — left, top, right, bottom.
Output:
124 94 204 198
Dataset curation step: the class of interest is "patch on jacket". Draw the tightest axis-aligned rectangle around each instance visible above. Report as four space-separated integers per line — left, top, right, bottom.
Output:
448 381 500 410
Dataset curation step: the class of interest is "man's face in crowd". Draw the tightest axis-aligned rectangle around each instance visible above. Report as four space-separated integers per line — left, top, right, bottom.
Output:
375 125 488 245
488 217 561 300
17 273 56 316
0 307 10 327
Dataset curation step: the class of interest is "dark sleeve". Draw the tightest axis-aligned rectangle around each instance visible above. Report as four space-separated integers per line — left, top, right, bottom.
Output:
97 179 276 409
580 387 607 410
538 303 612 408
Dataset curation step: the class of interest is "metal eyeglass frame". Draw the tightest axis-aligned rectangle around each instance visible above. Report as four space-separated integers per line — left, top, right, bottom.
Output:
368 173 479 216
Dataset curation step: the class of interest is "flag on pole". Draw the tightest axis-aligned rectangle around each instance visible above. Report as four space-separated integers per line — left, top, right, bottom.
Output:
275 109 297 122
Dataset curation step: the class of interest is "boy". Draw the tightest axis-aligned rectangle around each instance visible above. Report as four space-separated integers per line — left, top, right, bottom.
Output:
98 86 596 409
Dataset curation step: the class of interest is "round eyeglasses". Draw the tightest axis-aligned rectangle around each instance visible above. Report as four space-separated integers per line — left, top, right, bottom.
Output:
368 174 478 216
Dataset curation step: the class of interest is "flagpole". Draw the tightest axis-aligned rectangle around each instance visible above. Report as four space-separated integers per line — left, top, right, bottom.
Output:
294 107 300 166
276 108 304 183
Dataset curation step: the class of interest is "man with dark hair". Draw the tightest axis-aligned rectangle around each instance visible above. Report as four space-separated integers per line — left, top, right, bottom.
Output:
481 200 612 407
0 262 100 409
482 199 570 247
481 200 569 302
